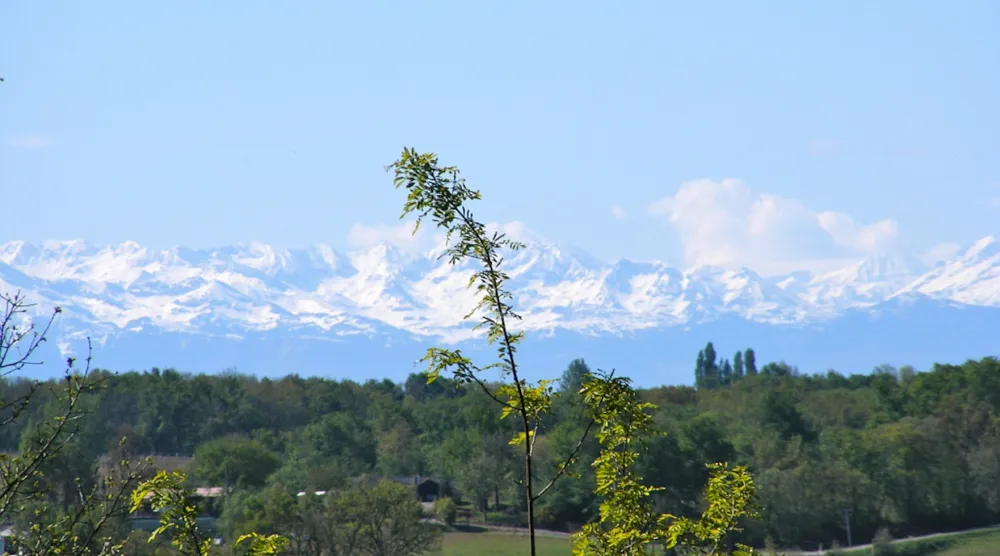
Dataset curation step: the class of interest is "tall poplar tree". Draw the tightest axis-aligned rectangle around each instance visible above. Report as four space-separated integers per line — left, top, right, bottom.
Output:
744 348 758 377
733 350 745 381
720 358 734 386
703 342 720 389
695 350 707 389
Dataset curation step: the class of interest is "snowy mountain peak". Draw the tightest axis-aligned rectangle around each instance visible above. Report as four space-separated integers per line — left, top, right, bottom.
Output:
0 236 997 351
825 251 923 282
896 235 1000 307
792 251 928 309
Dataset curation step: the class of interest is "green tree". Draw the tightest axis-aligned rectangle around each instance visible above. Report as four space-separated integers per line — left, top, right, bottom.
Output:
456 445 506 517
744 348 758 377
761 362 796 378
968 437 1000 514
338 479 442 556
759 389 815 442
733 350 745 381
721 358 734 387
559 359 591 395
192 435 281 489
695 350 707 389
704 342 719 384
299 412 376 475
376 422 422 477
223 484 299 541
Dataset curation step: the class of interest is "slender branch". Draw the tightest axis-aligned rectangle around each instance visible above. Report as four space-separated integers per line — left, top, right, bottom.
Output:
467 212 538 555
464 371 520 412
0 340 95 517
533 370 616 501
0 292 61 376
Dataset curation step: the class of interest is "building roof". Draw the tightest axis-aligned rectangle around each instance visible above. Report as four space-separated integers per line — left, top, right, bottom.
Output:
194 486 224 498
391 475 442 486
296 490 327 497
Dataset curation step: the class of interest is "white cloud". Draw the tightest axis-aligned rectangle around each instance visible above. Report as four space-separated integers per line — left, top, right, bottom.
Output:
816 212 898 252
610 205 626 219
6 135 52 149
346 221 444 254
647 179 899 275
919 242 962 266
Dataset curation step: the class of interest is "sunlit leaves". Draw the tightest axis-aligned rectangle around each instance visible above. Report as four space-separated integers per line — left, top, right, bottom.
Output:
236 532 290 556
658 463 761 555
388 149 524 379
130 471 212 555
573 373 761 556
387 150 556 458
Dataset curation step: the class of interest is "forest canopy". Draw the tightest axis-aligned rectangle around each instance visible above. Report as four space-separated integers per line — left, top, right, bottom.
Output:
3 347 998 551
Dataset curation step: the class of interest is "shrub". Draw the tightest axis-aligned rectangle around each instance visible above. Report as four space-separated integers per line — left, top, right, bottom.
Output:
435 497 458 526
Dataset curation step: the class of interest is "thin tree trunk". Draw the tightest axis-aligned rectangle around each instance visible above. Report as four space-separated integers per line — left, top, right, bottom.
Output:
479 223 538 556
523 431 536 556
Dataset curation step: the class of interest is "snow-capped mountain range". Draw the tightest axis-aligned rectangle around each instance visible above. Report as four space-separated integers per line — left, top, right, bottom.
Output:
1 235 998 386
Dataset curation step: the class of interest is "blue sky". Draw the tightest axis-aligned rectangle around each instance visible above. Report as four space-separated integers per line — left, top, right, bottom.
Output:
1 1 997 274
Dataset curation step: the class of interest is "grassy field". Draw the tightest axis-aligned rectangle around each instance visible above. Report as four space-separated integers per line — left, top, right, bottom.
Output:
436 526 1000 555
439 531 571 556
935 530 1000 556
896 527 1000 556
827 526 1000 556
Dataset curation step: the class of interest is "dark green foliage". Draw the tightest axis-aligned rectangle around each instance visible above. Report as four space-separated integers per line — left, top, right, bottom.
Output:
734 350 745 380
192 435 281 489
704 342 719 389
560 359 591 394
745 348 758 376
695 342 723 390
695 350 707 389
721 358 734 386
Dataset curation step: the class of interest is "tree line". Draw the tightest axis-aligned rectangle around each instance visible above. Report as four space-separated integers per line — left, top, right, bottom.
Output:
4 344 999 551
694 342 759 389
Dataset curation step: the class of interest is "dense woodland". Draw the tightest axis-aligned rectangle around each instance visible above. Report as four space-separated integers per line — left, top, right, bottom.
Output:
4 343 999 551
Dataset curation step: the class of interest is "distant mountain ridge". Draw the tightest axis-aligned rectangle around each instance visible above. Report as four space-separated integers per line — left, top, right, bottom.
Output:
1 235 998 385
